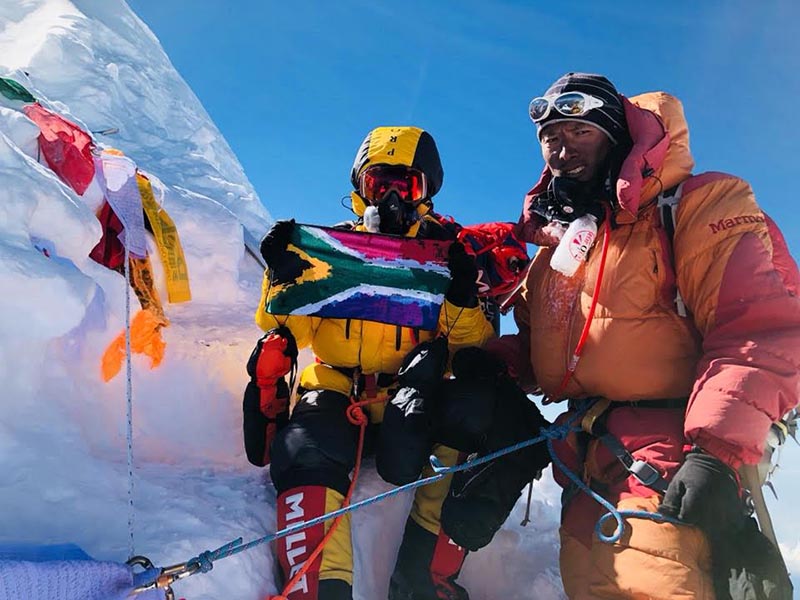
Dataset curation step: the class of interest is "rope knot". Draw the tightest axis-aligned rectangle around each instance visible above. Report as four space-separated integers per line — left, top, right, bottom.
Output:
346 404 367 425
540 422 572 441
193 550 215 573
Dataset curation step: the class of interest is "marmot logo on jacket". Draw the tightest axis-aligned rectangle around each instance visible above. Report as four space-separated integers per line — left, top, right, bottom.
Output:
709 214 765 234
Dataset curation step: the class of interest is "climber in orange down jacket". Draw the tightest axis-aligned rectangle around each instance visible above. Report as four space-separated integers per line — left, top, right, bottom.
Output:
440 73 800 599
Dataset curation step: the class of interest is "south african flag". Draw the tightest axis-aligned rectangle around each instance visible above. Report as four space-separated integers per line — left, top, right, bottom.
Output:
265 224 452 329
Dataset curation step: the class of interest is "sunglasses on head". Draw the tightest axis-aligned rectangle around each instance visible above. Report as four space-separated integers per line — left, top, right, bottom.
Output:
528 91 605 123
358 165 428 204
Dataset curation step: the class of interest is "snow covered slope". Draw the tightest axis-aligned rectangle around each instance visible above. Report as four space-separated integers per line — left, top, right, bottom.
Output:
0 2 565 599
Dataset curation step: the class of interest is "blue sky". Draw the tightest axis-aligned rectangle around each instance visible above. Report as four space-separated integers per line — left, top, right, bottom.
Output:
127 0 800 251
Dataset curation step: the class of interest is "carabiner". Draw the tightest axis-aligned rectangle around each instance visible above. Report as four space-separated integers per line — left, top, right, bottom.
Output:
127 555 195 599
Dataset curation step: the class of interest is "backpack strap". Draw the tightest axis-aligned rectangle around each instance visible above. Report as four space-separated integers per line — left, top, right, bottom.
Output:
657 182 688 317
656 172 738 317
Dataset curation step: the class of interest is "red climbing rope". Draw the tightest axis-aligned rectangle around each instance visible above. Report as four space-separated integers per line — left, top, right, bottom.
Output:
549 204 612 402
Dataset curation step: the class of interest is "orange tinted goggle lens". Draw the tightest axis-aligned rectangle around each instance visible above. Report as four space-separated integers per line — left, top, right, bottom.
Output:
359 167 427 203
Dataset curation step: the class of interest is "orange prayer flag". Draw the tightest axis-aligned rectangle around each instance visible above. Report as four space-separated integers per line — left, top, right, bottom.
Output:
100 309 169 382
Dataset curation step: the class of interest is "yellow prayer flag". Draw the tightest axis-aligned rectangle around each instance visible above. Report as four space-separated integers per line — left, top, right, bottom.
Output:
136 173 191 303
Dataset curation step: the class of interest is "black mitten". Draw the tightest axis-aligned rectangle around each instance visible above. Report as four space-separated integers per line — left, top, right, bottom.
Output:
259 219 295 269
441 453 530 551
397 336 449 396
658 451 742 541
441 378 551 551
451 346 507 380
436 378 497 452
446 241 479 307
377 338 449 485
435 347 508 452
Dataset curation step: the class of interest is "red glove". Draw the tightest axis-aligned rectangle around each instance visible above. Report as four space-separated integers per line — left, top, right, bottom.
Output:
243 327 298 466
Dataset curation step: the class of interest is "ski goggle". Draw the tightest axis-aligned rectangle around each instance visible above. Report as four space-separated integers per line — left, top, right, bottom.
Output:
358 165 428 204
528 91 605 123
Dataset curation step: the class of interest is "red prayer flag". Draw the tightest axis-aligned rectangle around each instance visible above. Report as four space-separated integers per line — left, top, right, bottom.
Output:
23 103 95 195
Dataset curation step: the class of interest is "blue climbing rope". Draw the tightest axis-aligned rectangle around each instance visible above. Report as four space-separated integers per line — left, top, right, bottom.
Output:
187 422 573 568
545 437 682 543
163 420 576 580
133 403 685 595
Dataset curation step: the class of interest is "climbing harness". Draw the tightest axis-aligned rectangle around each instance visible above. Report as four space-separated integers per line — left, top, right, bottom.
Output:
545 436 681 543
432 403 682 544
577 397 682 495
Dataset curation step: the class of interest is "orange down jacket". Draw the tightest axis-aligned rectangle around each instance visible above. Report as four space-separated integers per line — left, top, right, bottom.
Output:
497 91 800 470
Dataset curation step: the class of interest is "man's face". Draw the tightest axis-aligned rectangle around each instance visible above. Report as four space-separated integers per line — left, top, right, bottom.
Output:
539 121 612 182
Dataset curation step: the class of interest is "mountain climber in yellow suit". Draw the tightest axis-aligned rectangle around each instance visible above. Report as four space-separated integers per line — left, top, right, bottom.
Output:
245 126 497 600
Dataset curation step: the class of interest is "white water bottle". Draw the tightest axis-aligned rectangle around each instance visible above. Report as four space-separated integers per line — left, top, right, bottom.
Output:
549 214 598 276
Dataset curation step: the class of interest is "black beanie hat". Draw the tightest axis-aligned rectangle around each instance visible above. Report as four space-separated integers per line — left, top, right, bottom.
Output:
535 72 627 144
